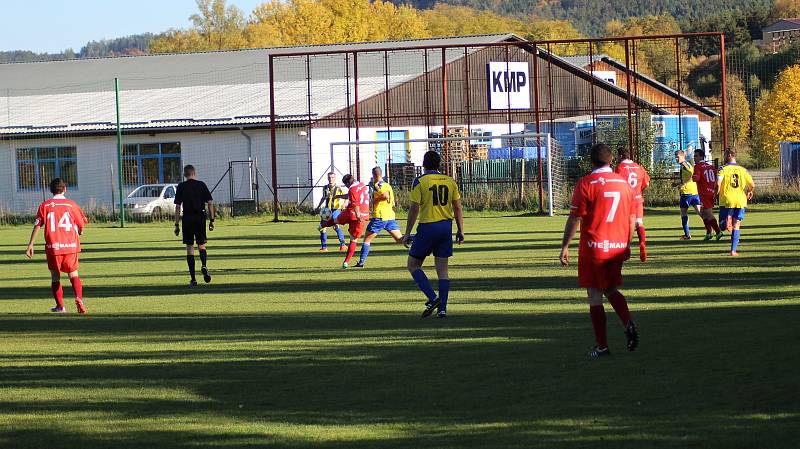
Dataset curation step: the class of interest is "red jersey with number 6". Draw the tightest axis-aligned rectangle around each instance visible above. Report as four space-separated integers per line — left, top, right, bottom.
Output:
34 196 87 256
570 167 634 260
345 182 371 222
692 161 717 196
614 159 650 204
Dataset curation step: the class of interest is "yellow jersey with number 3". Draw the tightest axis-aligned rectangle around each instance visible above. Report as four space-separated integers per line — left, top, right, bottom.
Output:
371 181 396 220
718 164 753 209
679 161 698 195
410 172 461 223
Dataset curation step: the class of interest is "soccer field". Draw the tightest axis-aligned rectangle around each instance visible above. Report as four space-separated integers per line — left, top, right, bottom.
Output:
1 208 798 449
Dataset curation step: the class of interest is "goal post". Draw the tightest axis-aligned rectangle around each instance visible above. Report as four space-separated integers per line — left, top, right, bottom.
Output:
326 132 565 216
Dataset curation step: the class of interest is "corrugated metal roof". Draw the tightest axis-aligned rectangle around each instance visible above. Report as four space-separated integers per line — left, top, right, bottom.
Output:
0 34 518 137
0 34 518 91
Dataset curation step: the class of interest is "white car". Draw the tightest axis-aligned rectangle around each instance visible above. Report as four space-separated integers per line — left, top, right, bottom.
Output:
124 184 178 219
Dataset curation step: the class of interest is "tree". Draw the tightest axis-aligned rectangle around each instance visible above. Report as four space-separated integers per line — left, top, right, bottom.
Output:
603 15 687 86
710 75 751 149
247 0 428 47
420 4 524 38
752 65 800 167
521 18 584 55
151 0 246 53
772 0 800 20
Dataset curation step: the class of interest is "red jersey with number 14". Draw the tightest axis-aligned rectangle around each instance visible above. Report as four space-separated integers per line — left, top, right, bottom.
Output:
34 196 87 255
345 182 370 222
570 167 634 260
614 159 649 204
692 161 717 196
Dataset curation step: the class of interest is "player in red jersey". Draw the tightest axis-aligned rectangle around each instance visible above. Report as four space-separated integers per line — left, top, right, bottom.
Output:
319 174 370 269
614 147 650 262
25 178 89 314
560 144 639 359
691 149 722 240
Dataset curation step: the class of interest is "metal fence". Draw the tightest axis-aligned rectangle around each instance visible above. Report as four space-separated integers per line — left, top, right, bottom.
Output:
0 33 729 224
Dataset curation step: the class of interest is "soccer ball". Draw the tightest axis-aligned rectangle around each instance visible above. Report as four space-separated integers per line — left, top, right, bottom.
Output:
320 207 333 221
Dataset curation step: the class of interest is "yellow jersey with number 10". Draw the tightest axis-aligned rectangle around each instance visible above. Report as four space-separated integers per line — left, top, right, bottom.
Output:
371 181 396 220
718 164 754 209
679 161 698 195
410 172 461 224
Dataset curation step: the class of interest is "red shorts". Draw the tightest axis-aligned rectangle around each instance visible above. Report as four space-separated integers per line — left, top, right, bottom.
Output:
348 221 366 239
47 253 79 273
578 255 624 290
335 213 366 239
700 194 715 209
632 202 644 220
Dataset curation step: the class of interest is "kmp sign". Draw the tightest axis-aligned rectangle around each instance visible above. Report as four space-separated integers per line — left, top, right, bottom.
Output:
487 61 530 110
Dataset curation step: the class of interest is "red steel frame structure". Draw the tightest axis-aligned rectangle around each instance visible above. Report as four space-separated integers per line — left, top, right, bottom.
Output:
267 32 727 221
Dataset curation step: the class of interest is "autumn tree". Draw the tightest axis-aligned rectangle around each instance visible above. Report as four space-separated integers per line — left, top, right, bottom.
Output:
709 75 750 150
420 4 524 37
151 0 247 53
603 15 687 85
772 0 800 20
752 65 800 167
247 0 428 47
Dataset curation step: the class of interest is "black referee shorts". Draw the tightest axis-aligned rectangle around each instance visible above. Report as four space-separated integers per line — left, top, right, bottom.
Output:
182 216 207 246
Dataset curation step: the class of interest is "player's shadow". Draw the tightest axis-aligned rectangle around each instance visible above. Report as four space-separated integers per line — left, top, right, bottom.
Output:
0 306 797 449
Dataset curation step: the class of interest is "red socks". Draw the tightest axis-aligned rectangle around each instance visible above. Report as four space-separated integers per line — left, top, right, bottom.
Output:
703 219 712 233
607 291 632 325
51 282 64 308
344 241 357 263
70 277 83 300
589 305 608 348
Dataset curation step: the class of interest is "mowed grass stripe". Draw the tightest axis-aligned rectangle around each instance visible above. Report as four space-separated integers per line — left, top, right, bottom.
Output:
0 207 798 448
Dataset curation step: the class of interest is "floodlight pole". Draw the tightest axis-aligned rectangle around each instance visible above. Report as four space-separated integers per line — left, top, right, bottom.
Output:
114 78 125 228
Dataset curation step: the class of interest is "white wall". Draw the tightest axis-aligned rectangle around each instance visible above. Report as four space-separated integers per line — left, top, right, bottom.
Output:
0 128 311 214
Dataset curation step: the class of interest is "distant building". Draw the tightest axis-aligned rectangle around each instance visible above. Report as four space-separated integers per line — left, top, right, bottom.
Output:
762 18 800 53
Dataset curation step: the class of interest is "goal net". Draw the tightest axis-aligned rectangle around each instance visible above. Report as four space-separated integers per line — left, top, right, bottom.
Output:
327 132 566 216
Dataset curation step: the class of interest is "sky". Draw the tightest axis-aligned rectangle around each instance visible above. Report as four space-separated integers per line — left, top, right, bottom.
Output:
0 0 266 53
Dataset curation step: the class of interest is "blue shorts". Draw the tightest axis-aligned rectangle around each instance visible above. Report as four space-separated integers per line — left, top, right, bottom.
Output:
366 218 400 235
320 209 342 227
680 194 701 209
409 220 453 259
722 207 746 222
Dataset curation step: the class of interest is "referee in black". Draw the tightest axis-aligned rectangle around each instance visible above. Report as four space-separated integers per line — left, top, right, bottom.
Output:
174 164 215 286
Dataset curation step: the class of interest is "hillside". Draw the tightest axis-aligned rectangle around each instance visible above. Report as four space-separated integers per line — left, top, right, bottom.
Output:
391 0 774 35
0 33 154 64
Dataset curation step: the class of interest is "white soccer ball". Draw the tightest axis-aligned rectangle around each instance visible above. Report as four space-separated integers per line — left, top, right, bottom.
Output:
320 207 333 221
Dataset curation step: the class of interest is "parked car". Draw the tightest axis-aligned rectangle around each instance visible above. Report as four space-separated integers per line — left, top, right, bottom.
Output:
124 184 178 219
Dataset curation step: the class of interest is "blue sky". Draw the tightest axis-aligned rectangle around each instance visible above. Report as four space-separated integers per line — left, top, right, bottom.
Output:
0 0 266 53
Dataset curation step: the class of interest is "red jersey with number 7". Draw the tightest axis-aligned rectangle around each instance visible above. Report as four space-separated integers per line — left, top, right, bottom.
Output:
345 182 371 222
570 167 634 260
614 159 649 204
34 196 88 256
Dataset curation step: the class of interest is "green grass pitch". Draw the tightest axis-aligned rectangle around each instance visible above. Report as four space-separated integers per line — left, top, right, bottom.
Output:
0 208 798 449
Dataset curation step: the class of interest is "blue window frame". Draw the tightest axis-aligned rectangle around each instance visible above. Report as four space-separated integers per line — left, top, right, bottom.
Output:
123 142 182 186
16 147 78 191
